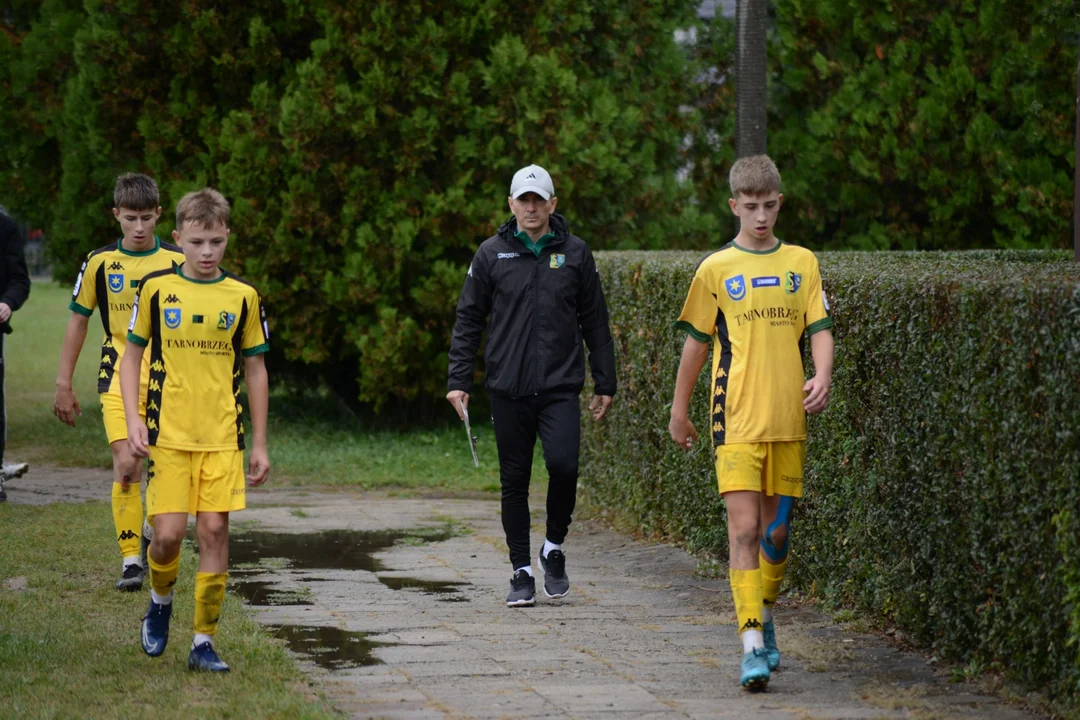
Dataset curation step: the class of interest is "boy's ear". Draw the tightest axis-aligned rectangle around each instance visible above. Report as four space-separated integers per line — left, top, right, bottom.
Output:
154 206 162 219
777 193 784 208
728 197 738 216
112 207 120 220
172 229 181 243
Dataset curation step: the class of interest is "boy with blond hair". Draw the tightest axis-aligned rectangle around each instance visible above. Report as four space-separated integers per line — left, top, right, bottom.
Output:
668 155 834 690
54 173 184 589
121 187 270 672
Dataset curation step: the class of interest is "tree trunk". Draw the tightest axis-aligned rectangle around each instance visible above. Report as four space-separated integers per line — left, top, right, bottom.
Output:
736 0 768 159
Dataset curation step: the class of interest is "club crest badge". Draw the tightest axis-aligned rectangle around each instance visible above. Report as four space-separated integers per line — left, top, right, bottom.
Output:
164 308 182 329
108 274 124 293
550 254 565 269
725 274 746 301
217 311 236 330
785 271 802 294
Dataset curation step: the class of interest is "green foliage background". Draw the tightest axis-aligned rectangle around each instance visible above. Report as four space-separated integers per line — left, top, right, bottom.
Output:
1 0 1076 410
581 249 1080 710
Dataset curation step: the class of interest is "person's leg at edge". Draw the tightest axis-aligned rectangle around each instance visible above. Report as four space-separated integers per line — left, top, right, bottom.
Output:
490 394 539 606
759 491 793 670
141 511 185 657
111 439 145 588
192 511 229 650
536 393 579 597
725 489 771 689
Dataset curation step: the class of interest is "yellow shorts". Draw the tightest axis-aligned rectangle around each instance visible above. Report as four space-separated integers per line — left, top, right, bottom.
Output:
100 393 145 446
146 447 246 517
715 441 806 497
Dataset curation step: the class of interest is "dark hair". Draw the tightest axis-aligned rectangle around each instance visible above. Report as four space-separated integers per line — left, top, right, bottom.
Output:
113 173 160 211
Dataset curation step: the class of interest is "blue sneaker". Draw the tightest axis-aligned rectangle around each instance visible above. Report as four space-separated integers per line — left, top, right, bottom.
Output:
140 598 172 657
188 642 230 672
762 621 781 670
740 647 771 690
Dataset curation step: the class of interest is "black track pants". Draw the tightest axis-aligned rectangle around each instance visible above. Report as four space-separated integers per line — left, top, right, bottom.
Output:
489 392 581 570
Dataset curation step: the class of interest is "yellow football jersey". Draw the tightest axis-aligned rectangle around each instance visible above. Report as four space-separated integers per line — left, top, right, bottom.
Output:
675 241 833 445
69 237 185 398
127 265 270 452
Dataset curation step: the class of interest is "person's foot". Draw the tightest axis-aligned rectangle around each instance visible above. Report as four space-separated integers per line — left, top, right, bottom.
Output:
506 569 536 607
740 647 771 691
762 620 781 670
116 562 145 592
538 550 570 598
1 462 29 480
141 598 172 656
188 642 230 672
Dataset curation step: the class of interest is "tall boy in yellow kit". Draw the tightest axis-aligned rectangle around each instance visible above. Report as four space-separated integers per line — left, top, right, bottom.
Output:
53 173 184 590
121 188 270 672
668 155 834 691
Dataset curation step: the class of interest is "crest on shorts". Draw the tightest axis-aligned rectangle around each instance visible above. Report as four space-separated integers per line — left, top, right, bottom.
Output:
164 308 182 329
108 274 124 293
549 254 565 269
785 271 802 294
725 274 746 301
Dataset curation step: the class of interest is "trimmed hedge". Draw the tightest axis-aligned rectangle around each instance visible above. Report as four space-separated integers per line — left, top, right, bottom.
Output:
582 249 1080 707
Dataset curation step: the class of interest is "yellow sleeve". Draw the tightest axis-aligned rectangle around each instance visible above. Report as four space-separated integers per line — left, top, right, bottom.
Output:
126 283 153 347
69 253 98 316
805 258 834 336
674 265 718 344
240 289 270 356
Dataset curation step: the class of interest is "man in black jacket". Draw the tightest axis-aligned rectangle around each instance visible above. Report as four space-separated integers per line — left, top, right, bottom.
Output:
447 165 617 607
0 211 32 502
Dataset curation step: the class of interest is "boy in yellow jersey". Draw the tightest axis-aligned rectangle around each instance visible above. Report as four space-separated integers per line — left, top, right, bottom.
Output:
53 173 184 591
121 187 270 672
668 155 834 691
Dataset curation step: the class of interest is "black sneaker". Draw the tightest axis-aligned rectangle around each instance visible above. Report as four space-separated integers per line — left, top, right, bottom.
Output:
539 550 570 598
506 570 536 607
116 563 145 592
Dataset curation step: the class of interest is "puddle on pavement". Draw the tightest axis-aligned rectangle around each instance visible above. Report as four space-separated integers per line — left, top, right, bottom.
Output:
378 576 469 602
228 527 456 572
266 624 387 670
230 577 314 606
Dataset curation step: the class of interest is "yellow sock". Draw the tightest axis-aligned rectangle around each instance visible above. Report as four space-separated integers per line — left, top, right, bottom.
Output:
760 553 788 620
149 553 180 597
111 482 143 560
194 572 228 637
729 568 764 636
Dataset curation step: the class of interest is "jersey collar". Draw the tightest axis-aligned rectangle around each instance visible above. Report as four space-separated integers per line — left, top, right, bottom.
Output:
117 236 162 257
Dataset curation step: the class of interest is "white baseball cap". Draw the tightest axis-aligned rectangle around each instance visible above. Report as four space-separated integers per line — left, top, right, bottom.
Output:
510 164 555 200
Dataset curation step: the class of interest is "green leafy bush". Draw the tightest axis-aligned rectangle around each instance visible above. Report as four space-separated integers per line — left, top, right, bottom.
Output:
582 249 1080 707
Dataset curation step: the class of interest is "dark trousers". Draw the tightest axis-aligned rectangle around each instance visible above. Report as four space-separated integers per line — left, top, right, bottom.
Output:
0 334 6 466
489 392 581 570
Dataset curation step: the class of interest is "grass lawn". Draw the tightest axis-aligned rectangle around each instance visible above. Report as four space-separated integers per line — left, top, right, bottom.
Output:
7 281 543 494
0 500 338 719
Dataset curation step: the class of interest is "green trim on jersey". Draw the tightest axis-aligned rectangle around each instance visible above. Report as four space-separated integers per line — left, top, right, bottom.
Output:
729 239 782 255
176 265 227 284
674 320 711 344
513 226 556 257
127 331 148 347
806 317 835 336
117 236 162 257
242 343 270 357
69 301 92 317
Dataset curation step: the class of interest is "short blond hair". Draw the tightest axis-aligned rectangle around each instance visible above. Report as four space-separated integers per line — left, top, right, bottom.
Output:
729 155 781 197
175 188 230 231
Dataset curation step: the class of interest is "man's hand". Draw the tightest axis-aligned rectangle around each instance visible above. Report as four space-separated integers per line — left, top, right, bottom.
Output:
803 374 831 414
0 302 11 323
127 422 150 458
446 390 470 421
589 395 613 421
668 414 699 450
248 446 270 487
53 385 82 427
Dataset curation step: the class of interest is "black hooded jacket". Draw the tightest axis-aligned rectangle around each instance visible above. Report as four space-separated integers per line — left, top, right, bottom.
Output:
0 213 31 335
448 213 616 398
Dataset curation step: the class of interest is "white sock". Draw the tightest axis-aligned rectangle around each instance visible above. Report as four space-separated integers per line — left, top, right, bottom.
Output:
123 556 142 570
192 634 213 649
762 605 774 623
742 629 764 653
150 589 173 605
514 565 534 577
541 540 562 559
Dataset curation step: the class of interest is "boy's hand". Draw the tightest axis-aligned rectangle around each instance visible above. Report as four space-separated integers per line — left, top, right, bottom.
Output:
446 390 469 421
53 385 82 427
803 374 831 414
127 422 150 458
0 302 11 323
248 446 270 487
589 395 613 421
668 415 699 450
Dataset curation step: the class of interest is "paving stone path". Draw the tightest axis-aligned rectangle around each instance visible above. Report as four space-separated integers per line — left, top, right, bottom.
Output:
7 470 1041 719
